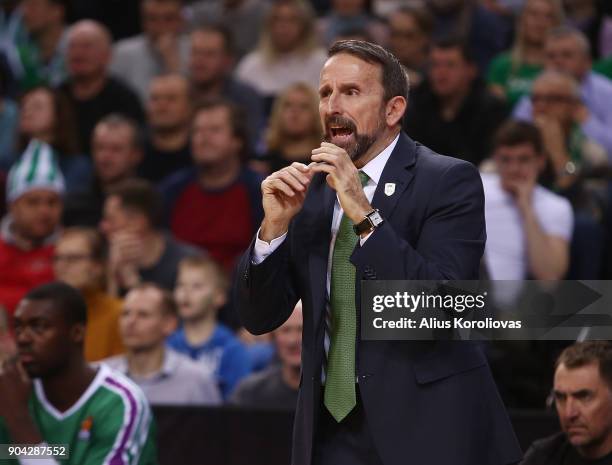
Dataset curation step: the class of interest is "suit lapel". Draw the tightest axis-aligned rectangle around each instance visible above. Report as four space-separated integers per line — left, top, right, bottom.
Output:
371 133 417 219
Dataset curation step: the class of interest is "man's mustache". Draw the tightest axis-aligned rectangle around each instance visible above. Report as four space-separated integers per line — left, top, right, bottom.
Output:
324 115 356 133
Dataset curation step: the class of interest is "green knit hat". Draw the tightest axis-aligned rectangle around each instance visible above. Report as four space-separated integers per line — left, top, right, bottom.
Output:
7 139 66 203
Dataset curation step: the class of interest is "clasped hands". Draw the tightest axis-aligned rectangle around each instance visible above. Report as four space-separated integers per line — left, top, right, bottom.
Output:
260 143 372 242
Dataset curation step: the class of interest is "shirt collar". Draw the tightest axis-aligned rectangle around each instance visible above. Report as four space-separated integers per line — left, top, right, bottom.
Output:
360 133 400 186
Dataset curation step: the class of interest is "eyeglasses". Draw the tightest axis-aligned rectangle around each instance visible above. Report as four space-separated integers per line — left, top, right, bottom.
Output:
52 254 93 264
530 93 576 104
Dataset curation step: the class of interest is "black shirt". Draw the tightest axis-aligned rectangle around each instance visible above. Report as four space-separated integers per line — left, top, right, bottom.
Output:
522 432 612 465
138 138 192 184
58 76 145 154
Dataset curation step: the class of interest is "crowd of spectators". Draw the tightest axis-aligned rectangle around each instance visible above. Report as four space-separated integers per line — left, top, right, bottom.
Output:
1 0 612 461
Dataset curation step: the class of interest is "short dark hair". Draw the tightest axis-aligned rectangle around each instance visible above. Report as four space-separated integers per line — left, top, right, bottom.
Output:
193 98 250 160
192 23 235 56
96 113 143 151
432 36 475 64
129 282 177 316
107 178 163 228
556 341 612 390
492 120 543 154
328 40 409 103
24 282 87 326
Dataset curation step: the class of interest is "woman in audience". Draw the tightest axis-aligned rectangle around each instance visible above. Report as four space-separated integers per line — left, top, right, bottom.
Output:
17 86 92 192
53 227 124 362
253 82 323 174
487 0 565 106
235 0 327 102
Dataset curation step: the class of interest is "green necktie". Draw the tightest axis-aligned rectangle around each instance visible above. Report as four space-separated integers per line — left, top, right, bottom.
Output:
324 170 370 422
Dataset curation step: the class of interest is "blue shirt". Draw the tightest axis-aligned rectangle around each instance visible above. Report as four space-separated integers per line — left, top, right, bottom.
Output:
513 71 612 160
167 323 252 399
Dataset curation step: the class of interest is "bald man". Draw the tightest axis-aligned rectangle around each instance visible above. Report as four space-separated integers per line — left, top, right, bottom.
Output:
139 74 193 182
58 20 144 153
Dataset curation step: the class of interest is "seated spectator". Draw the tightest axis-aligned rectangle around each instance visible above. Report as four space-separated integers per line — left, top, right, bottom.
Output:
53 227 124 362
17 86 92 193
487 0 565 106
58 20 144 154
404 38 508 166
186 0 268 59
63 114 143 227
235 0 328 101
188 25 264 147
168 256 252 399
513 26 612 159
427 0 512 73
520 341 612 465
100 178 202 295
5 0 68 89
111 0 189 103
0 282 157 463
388 4 433 89
0 140 63 316
529 71 607 193
317 0 388 47
482 120 573 280
0 70 18 170
161 100 263 272
105 283 221 406
231 301 302 410
254 82 323 175
139 74 193 183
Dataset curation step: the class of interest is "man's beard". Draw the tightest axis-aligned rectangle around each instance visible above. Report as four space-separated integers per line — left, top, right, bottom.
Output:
323 114 383 161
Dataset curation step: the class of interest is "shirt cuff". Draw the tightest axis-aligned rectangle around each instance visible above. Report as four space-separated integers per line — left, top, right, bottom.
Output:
359 230 374 246
251 228 288 264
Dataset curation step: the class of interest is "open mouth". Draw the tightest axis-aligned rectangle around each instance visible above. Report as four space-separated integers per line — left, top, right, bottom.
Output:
328 125 355 145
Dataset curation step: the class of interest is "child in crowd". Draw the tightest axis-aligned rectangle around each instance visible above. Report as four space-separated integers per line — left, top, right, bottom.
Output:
168 256 252 398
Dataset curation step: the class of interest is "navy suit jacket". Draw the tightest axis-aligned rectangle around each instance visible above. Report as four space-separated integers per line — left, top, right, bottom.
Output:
234 133 522 465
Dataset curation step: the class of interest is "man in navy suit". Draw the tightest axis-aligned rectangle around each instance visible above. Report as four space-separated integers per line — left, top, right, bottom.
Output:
234 40 522 465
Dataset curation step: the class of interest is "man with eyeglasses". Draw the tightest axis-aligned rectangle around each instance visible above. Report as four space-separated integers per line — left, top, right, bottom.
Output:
513 26 612 159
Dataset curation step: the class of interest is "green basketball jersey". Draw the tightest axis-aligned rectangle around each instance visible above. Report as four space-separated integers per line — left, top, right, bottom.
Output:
0 364 157 465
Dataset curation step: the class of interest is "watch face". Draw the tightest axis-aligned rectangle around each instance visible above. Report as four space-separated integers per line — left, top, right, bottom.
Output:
370 211 383 225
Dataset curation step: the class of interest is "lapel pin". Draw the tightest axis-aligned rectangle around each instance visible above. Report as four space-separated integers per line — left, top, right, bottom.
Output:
384 183 396 196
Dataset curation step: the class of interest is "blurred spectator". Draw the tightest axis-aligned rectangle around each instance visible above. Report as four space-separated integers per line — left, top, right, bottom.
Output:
487 0 565 106
160 100 263 272
254 82 323 175
105 283 222 406
17 86 92 193
111 0 189 103
0 140 63 316
53 227 124 362
139 74 193 183
404 38 508 166
230 301 302 410
482 120 572 280
0 282 157 462
58 20 144 154
6 0 68 90
0 70 18 170
100 178 202 295
189 25 265 148
426 0 512 73
187 0 268 59
513 26 612 158
520 341 612 464
388 4 433 89
63 114 142 227
168 256 252 399
317 0 388 47
235 0 328 101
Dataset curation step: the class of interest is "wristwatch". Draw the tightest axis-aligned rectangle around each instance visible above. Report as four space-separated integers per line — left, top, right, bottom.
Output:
353 209 384 235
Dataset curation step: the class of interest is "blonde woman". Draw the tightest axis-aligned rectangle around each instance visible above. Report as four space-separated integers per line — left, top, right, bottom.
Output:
253 82 323 174
487 0 565 105
235 0 327 98
53 227 124 362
